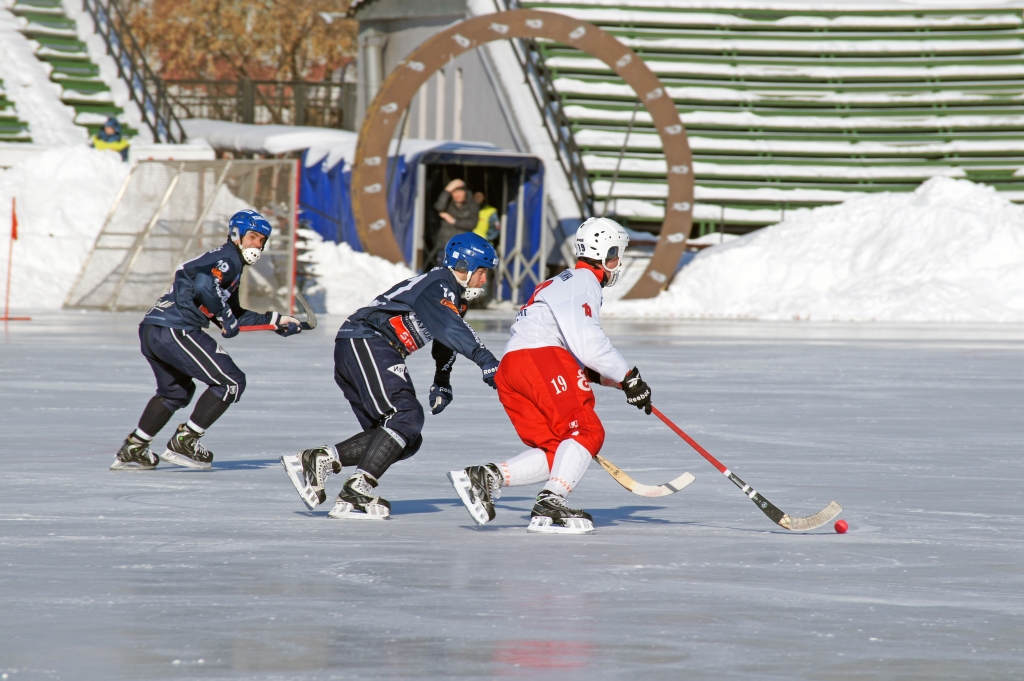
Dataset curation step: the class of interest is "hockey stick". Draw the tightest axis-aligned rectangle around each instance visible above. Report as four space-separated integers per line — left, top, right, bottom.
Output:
651 406 842 531
239 290 318 332
594 454 695 498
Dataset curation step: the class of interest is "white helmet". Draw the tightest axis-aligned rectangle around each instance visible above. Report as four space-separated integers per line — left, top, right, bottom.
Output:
574 217 629 287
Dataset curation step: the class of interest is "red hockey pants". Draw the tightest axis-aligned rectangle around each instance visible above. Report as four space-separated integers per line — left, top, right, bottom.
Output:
495 346 605 466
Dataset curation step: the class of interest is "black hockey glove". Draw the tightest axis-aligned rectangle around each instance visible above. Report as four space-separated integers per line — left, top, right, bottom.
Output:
481 359 500 389
271 312 302 337
429 381 453 415
623 366 652 414
218 307 239 338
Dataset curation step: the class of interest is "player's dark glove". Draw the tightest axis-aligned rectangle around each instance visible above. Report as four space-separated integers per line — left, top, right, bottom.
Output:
218 307 239 338
481 360 500 389
429 381 453 415
623 366 652 414
271 312 301 337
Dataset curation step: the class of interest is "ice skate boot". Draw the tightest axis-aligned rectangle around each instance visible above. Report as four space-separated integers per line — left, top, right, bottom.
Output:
110 432 159 470
328 472 391 520
527 491 594 535
160 423 213 470
448 463 502 525
280 445 341 509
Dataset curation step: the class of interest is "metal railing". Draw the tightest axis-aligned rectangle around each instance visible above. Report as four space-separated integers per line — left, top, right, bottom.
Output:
163 79 357 130
505 0 595 217
82 0 185 143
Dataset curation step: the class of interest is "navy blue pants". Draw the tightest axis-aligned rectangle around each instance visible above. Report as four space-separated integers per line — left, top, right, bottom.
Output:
140 324 246 410
334 336 424 457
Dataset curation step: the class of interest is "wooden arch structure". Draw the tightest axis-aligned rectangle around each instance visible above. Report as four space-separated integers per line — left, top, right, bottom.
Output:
351 9 694 299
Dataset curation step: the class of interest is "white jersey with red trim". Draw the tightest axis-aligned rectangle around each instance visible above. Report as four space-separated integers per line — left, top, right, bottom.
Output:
504 264 630 381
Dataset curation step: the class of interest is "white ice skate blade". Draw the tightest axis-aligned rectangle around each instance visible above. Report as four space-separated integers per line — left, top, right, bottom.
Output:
109 458 157 471
447 470 491 525
526 516 595 535
159 450 211 470
280 453 321 510
327 500 390 520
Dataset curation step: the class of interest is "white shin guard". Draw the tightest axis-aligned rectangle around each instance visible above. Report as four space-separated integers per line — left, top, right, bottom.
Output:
542 439 592 497
497 447 549 487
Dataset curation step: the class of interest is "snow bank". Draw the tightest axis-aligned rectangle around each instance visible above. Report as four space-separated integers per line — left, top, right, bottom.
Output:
0 146 129 310
300 230 413 316
606 177 1024 322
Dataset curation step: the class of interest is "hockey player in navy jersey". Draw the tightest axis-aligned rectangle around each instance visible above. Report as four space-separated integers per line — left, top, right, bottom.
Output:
281 233 501 520
110 209 303 471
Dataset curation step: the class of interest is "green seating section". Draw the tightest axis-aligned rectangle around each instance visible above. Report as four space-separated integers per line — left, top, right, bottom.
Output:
0 79 32 142
524 1 1024 234
11 0 136 138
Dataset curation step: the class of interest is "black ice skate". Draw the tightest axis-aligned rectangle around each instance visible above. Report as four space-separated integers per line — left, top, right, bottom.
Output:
448 464 502 525
280 445 341 509
160 423 213 470
110 432 159 470
527 491 595 535
328 472 391 520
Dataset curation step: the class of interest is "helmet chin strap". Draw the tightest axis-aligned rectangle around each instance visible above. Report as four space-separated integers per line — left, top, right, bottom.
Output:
602 256 622 287
450 266 483 300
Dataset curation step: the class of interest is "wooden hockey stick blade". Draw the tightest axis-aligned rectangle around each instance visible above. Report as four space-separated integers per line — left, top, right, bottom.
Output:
651 406 843 531
294 289 317 330
778 500 844 531
594 455 695 498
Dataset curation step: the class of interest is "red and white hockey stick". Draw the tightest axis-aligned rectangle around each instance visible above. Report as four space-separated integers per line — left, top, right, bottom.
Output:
651 406 842 531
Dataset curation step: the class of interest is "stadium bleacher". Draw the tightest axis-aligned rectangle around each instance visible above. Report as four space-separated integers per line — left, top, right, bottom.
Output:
0 78 31 142
10 0 134 138
523 0 1024 236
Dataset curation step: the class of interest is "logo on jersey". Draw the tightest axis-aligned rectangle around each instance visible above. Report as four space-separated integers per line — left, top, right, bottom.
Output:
387 364 408 381
216 344 229 355
440 298 460 315
582 302 592 317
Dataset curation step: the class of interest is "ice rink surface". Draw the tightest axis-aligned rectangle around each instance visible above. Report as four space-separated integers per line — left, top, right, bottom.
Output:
2 312 1023 681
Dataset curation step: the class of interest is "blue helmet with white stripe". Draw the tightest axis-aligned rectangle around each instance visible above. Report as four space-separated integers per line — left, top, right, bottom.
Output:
228 209 272 265
228 209 272 243
443 232 498 273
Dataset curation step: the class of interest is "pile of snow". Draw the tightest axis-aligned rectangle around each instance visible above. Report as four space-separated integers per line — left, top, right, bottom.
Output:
0 146 129 310
300 230 413 316
606 177 1024 322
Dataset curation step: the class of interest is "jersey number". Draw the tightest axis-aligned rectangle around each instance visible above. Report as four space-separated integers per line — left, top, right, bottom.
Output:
550 375 568 394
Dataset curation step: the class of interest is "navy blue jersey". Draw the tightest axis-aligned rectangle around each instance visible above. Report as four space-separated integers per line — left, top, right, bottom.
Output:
141 241 274 332
337 267 496 369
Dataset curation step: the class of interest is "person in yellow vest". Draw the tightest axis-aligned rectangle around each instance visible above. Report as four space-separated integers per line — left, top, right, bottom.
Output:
91 117 130 162
473 191 500 243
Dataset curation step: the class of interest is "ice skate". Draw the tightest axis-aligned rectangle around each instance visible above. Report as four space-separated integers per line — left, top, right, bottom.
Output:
110 432 159 470
160 423 213 470
448 464 502 525
328 472 391 520
526 491 595 535
281 445 342 509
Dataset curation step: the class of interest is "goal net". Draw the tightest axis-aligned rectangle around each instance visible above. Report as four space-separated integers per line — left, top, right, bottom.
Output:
65 159 298 313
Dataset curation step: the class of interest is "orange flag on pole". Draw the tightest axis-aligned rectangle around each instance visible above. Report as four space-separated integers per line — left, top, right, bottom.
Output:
11 198 17 240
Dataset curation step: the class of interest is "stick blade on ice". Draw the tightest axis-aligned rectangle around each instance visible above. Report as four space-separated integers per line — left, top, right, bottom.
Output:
778 501 844 532
594 455 695 498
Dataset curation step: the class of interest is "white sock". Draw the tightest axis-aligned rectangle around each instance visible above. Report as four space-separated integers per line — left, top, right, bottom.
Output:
542 439 592 497
133 428 153 442
497 448 549 487
185 420 205 435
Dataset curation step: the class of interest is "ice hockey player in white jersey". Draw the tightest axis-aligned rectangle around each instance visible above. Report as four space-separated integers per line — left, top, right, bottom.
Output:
449 217 653 534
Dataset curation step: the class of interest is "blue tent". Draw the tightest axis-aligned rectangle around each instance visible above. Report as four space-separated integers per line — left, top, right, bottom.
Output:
298 141 545 301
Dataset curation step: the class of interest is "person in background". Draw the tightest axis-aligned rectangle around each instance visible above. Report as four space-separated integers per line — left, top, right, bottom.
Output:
473 191 500 244
434 179 479 261
91 117 130 162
